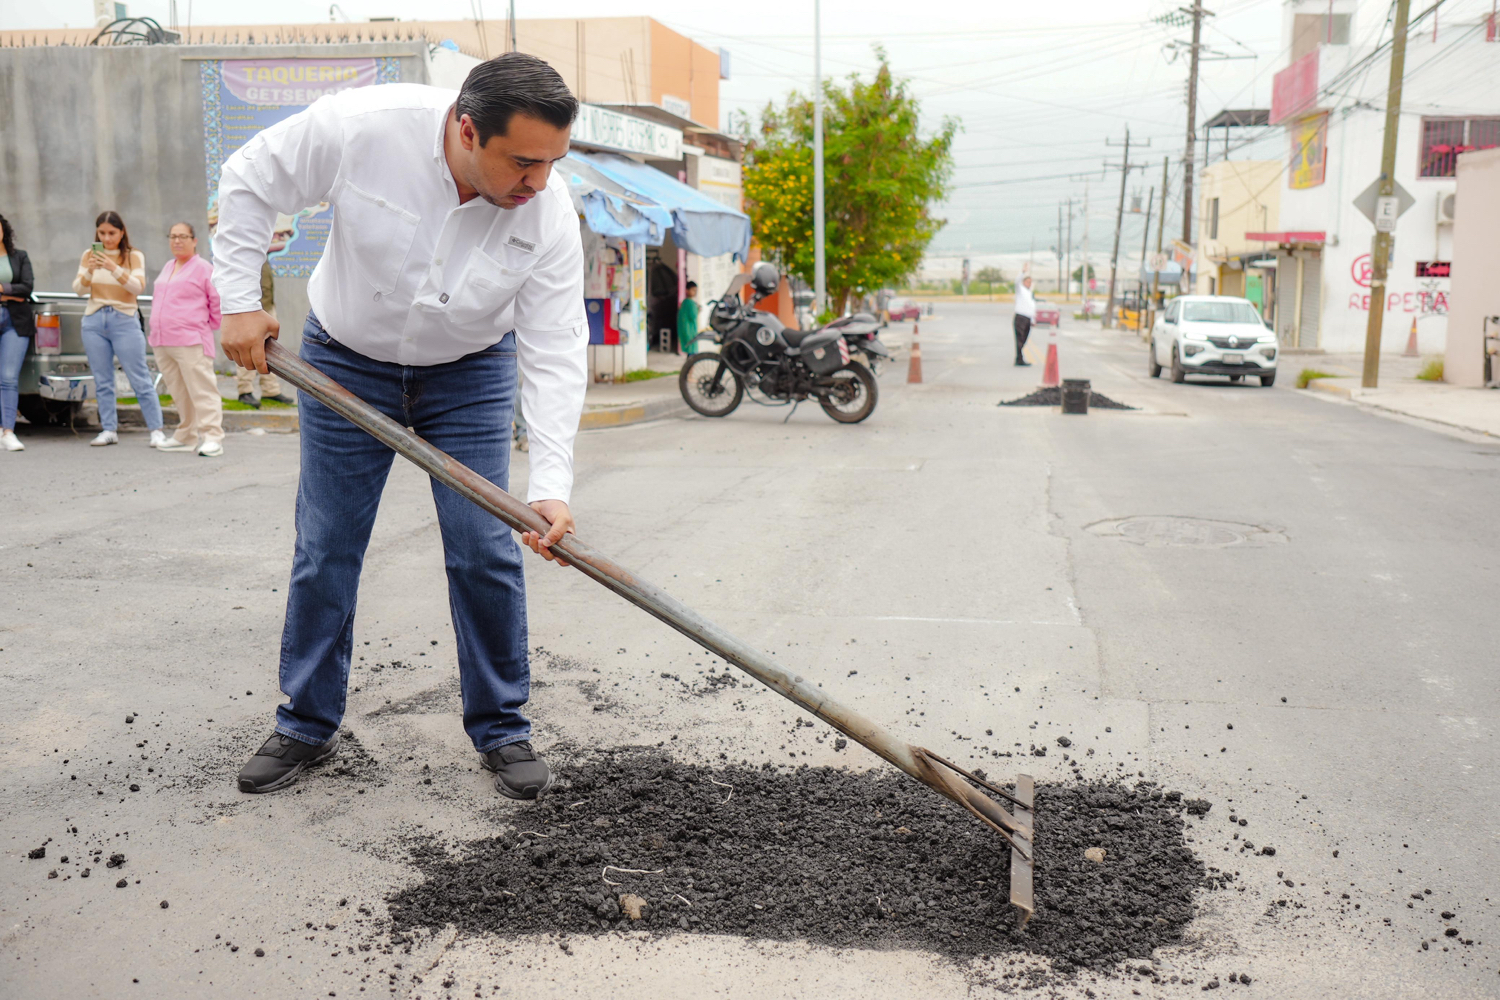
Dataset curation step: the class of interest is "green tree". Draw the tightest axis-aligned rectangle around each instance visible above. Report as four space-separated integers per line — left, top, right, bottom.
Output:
975 266 1005 285
742 51 958 314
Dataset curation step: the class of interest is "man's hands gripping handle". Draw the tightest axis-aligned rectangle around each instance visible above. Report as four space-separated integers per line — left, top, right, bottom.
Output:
222 310 281 374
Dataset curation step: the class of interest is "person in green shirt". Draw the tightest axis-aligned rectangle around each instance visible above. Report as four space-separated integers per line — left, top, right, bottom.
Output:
676 281 699 355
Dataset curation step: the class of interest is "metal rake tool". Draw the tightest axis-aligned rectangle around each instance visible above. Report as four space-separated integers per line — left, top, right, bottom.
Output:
265 340 1037 925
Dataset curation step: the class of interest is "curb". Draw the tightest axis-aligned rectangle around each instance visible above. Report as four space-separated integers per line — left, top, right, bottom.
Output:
1302 379 1498 438
580 395 688 430
106 402 300 432
109 395 689 434
1303 378 1355 399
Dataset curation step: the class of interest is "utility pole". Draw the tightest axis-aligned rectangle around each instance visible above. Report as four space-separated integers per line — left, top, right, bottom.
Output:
1064 197 1073 303
1138 186 1155 331
508 0 516 51
1081 181 1091 319
1361 0 1413 389
1183 0 1205 244
1056 202 1065 295
1105 127 1148 329
1149 156 1169 331
812 0 826 317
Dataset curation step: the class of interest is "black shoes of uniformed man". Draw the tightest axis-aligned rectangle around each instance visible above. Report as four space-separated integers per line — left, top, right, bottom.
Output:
480 741 554 800
237 732 341 793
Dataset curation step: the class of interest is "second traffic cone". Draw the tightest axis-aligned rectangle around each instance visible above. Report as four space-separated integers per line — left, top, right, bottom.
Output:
1041 327 1060 387
907 325 923 384
1403 317 1420 358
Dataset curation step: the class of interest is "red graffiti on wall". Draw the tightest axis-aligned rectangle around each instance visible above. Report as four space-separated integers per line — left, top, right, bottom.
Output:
1351 254 1373 288
1346 291 1449 314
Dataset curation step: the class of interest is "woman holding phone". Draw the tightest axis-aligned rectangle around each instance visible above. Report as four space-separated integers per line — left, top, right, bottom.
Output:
0 212 35 452
73 210 165 447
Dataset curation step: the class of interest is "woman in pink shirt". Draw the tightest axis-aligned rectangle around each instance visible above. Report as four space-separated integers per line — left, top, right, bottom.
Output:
149 222 225 457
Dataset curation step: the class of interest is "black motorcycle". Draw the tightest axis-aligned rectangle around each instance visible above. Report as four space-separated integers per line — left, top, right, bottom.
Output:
679 264 885 424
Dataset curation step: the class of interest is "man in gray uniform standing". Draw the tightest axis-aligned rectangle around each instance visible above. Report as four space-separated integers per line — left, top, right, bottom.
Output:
214 54 588 800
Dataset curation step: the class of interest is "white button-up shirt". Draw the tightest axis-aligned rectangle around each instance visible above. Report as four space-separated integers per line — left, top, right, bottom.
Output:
212 83 588 504
1014 283 1036 320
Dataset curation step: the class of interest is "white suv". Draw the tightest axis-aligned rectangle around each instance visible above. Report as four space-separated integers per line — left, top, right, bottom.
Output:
1149 295 1278 387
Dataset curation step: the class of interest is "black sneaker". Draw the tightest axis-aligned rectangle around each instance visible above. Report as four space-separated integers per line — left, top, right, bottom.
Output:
237 732 340 793
261 394 296 406
479 741 554 800
1015 359 1032 367
237 393 261 409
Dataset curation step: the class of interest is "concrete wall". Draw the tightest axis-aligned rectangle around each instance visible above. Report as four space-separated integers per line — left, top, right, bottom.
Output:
1445 148 1500 388
0 42 426 360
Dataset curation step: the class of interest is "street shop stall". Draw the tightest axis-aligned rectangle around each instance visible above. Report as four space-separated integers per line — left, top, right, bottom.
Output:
561 146 751 380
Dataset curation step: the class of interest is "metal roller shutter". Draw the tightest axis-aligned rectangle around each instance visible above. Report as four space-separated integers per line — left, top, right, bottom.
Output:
1298 252 1323 349
1276 252 1298 346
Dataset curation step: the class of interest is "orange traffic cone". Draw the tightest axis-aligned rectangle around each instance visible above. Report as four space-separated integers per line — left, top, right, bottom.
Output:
1041 326 1060 388
907 324 923 384
1403 317 1420 358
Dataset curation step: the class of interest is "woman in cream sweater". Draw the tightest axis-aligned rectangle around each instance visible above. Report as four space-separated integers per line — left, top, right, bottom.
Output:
73 210 165 447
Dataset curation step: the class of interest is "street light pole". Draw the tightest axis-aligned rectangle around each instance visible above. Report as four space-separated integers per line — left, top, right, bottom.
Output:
1361 0 1413 389
812 0 826 317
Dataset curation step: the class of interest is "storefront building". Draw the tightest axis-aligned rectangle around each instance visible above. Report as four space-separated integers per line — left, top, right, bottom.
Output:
1255 0 1498 354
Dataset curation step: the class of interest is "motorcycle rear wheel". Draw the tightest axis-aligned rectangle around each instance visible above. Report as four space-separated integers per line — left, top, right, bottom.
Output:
679 353 744 418
819 361 878 424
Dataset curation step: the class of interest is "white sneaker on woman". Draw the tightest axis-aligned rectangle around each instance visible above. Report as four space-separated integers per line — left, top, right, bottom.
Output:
197 439 224 458
149 429 168 448
90 430 119 447
156 437 195 452
0 430 23 452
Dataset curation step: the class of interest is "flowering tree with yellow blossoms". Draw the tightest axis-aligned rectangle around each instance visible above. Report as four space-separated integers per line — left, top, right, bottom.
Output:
741 51 958 314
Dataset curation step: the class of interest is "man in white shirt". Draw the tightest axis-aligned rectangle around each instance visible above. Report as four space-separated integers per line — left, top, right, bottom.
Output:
217 54 587 800
1013 275 1036 367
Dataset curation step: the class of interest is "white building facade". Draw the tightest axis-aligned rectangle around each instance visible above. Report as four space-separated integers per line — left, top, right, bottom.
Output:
1259 0 1498 354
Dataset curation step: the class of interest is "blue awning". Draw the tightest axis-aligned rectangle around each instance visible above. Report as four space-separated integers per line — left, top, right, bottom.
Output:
560 153 673 246
576 151 752 261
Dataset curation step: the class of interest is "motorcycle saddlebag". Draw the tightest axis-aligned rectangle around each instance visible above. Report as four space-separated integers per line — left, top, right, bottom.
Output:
802 331 850 375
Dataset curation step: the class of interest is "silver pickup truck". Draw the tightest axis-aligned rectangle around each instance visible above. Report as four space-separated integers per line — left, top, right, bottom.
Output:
19 292 159 426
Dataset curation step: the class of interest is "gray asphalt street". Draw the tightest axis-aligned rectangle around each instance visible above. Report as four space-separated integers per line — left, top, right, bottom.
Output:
2 301 1496 998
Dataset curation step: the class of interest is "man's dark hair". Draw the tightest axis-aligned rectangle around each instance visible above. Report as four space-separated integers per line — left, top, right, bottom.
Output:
457 53 578 146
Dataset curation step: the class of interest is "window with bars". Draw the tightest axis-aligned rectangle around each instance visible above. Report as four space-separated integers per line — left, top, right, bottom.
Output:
1420 117 1500 177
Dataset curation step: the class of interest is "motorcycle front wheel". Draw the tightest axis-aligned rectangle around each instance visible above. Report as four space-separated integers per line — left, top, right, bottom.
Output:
819 361 879 424
679 353 744 417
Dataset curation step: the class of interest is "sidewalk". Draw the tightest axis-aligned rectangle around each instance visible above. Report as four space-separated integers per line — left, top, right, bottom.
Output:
578 349 687 430
1298 352 1500 438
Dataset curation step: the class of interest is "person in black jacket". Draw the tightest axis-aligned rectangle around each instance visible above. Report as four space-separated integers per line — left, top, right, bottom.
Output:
0 212 35 452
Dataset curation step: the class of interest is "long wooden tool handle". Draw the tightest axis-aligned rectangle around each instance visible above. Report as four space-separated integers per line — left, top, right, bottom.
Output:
264 340 1025 847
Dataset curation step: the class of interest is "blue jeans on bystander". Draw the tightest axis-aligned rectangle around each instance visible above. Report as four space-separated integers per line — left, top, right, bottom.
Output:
0 307 29 431
81 305 162 432
275 313 531 753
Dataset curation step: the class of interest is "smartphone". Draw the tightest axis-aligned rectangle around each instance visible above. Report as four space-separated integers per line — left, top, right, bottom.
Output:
91 242 105 254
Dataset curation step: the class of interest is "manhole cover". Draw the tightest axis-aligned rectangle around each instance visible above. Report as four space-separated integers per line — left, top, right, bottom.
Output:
1085 516 1287 548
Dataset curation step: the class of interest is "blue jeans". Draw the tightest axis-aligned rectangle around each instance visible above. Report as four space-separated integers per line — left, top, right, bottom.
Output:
81 306 163 432
276 313 530 752
0 308 27 431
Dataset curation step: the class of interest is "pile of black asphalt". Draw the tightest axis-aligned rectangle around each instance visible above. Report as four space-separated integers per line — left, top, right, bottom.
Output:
999 388 1137 410
386 750 1218 972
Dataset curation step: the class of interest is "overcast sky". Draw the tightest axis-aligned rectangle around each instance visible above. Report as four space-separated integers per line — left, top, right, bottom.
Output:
7 0 1295 267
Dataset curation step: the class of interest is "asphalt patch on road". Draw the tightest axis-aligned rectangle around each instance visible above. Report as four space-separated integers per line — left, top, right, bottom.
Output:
999 388 1136 410
387 750 1219 973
